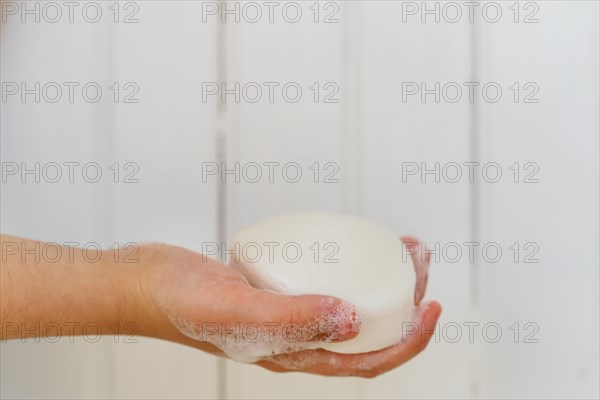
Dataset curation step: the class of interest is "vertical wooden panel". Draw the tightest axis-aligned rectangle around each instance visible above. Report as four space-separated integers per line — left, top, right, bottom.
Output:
219 1 365 398
224 4 346 232
478 1 599 398
0 5 114 398
108 2 219 399
359 1 474 398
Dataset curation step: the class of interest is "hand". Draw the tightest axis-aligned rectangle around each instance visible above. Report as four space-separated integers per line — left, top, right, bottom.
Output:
131 237 441 378
258 236 440 377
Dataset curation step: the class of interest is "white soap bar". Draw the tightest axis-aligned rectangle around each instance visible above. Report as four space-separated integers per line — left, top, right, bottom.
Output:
231 212 416 354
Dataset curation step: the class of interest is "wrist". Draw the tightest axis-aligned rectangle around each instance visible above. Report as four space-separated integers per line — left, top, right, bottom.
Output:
118 242 179 341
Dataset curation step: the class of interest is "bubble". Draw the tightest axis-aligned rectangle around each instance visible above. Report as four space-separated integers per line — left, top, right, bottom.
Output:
264 302 428 374
165 300 361 364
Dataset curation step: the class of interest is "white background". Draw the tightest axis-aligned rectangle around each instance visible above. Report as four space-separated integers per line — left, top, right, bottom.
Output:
1 1 598 398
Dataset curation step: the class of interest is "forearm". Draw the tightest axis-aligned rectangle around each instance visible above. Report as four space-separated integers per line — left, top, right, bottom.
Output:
0 235 142 340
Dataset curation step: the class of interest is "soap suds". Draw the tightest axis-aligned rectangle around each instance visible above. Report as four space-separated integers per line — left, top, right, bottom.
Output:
264 302 431 374
164 300 360 363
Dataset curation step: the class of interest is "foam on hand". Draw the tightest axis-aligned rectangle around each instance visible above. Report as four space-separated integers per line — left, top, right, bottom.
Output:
231 212 416 354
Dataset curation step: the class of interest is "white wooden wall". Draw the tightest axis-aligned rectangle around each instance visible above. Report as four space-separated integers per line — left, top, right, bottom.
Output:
1 1 598 399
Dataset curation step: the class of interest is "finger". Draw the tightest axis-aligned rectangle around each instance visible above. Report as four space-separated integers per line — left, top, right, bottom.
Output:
224 284 361 343
258 301 441 377
351 300 442 377
401 236 430 305
258 301 442 378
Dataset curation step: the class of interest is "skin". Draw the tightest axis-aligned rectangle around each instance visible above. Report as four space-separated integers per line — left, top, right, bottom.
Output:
0 234 441 378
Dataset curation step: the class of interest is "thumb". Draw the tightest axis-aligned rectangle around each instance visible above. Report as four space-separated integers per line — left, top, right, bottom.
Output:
227 287 361 343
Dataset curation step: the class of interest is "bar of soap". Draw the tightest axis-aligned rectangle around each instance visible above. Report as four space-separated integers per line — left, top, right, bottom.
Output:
231 212 416 354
